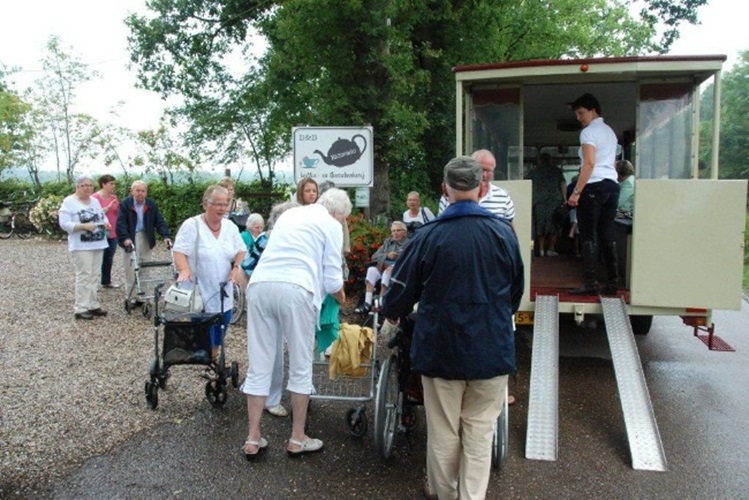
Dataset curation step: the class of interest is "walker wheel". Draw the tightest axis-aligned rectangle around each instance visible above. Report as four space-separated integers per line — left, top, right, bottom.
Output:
142 302 151 318
346 407 368 438
230 361 240 389
124 299 132 314
205 380 228 408
158 370 169 390
145 381 158 410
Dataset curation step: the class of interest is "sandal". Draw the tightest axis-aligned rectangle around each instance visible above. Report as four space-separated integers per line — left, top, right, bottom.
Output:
508 394 516 406
243 437 268 460
265 404 289 417
287 437 323 457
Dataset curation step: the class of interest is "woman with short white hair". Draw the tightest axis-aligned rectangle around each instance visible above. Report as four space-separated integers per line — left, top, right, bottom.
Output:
58 176 111 320
241 188 351 459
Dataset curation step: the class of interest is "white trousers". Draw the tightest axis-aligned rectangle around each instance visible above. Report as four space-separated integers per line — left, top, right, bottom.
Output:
242 282 316 396
72 250 104 313
422 374 507 500
123 232 152 294
365 265 392 287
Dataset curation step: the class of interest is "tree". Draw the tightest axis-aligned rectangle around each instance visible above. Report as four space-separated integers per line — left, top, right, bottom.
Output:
0 87 32 178
31 36 103 182
699 50 749 180
135 115 198 185
127 0 707 215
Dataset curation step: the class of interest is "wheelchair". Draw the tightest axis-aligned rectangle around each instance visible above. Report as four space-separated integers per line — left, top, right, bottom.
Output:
373 314 509 469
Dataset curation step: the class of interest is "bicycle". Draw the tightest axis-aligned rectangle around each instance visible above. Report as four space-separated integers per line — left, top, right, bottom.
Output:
0 193 37 240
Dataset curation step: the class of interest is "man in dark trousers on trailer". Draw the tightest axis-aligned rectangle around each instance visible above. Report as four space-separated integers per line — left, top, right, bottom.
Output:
382 156 524 500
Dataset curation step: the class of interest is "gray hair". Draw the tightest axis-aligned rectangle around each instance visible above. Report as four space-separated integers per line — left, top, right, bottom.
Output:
391 220 407 232
319 180 336 195
268 201 299 230
202 185 229 204
246 212 264 229
75 175 94 187
131 180 147 190
615 159 635 177
317 187 352 219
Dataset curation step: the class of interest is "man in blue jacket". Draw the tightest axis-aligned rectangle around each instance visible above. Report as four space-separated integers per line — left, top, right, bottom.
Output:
116 180 171 304
382 156 524 500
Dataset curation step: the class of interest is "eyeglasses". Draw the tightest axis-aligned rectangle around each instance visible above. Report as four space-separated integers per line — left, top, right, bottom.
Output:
209 202 230 208
78 184 94 188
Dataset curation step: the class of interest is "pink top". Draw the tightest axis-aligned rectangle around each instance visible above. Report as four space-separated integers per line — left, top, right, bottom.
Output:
92 192 119 239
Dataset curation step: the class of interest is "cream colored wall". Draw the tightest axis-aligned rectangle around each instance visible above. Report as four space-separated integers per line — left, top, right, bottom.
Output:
495 180 533 310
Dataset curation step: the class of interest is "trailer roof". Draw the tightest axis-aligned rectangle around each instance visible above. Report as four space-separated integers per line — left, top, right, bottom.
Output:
453 55 726 86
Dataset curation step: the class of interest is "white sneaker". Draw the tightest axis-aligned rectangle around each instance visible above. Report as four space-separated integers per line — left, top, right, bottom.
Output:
546 250 559 257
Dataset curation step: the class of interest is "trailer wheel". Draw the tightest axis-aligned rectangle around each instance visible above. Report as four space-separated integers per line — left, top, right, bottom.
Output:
630 315 653 336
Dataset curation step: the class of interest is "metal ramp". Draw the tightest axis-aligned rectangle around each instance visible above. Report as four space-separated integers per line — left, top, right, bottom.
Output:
525 295 559 461
600 296 668 472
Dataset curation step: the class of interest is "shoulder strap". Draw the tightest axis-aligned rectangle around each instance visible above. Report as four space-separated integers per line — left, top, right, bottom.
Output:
193 216 200 285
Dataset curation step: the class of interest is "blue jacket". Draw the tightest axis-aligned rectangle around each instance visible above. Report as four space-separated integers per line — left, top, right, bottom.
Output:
382 200 524 380
116 196 171 250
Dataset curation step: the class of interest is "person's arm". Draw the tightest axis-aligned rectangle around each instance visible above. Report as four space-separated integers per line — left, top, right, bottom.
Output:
568 144 596 207
116 201 133 247
58 199 97 234
173 251 193 283
322 223 345 304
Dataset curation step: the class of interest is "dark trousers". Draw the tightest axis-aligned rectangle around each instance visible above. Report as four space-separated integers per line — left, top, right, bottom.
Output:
577 179 620 245
101 237 118 285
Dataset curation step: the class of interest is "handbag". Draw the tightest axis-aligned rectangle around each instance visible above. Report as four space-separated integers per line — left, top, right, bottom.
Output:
164 217 204 314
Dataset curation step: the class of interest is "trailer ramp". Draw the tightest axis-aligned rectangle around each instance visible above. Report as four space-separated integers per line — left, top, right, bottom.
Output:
525 295 559 461
601 296 668 471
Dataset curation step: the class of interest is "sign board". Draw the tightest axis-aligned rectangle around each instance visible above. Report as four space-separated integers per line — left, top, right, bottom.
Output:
293 126 373 187
355 187 370 208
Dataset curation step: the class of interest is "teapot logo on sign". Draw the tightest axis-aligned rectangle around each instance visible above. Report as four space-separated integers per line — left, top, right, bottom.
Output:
313 134 367 167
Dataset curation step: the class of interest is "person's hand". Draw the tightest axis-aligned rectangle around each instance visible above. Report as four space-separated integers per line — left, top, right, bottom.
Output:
81 222 97 232
386 251 397 260
568 193 580 208
176 268 193 283
332 288 346 305
164 238 173 249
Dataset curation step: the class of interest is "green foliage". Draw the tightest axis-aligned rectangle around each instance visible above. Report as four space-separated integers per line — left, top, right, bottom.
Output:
28 194 65 237
345 212 390 295
0 88 33 176
126 0 705 217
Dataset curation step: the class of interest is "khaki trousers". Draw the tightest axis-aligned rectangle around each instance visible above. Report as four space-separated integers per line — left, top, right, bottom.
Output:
72 250 104 313
123 232 152 295
422 374 507 500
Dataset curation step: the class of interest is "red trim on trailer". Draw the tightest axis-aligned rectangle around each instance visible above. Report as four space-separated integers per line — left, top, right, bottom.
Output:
452 55 727 74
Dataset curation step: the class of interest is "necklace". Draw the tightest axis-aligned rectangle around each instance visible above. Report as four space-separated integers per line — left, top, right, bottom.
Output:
203 215 221 232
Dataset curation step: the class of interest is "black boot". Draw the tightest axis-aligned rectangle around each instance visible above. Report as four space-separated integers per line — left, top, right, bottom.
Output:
569 240 599 295
601 241 619 295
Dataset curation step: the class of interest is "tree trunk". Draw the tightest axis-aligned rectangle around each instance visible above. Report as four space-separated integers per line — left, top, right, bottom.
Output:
370 158 389 219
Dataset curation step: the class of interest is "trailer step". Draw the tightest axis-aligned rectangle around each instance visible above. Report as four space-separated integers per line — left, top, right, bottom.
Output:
600 296 667 472
525 295 559 461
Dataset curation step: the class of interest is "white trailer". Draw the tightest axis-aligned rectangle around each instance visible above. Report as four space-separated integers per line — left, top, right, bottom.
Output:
453 55 746 470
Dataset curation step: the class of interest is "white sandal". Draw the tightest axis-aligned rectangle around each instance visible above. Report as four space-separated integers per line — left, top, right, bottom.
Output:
243 437 268 460
265 404 289 417
287 437 323 457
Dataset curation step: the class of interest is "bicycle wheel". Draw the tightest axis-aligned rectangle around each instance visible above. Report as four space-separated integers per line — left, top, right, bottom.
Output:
0 218 12 239
14 213 34 239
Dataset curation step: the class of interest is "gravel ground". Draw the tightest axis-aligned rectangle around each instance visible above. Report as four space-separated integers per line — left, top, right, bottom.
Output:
0 238 253 497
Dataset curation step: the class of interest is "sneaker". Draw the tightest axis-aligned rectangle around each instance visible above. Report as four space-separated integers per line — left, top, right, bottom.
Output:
354 303 372 315
74 312 94 320
102 283 121 289
546 250 559 257
88 308 108 317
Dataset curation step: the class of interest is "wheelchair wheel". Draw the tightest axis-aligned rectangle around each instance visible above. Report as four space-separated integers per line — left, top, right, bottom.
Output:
491 389 509 470
374 354 400 459
230 285 244 325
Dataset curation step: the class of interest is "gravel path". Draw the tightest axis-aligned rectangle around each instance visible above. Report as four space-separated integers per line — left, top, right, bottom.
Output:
0 238 250 497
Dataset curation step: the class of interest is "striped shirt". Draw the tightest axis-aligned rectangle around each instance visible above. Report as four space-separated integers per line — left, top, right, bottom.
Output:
438 184 515 220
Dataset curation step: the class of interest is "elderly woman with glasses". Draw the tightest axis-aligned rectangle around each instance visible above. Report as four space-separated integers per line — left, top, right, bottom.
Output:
58 176 112 320
172 185 246 363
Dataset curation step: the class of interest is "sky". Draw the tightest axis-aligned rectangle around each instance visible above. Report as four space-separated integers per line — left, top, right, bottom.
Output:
0 0 745 141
